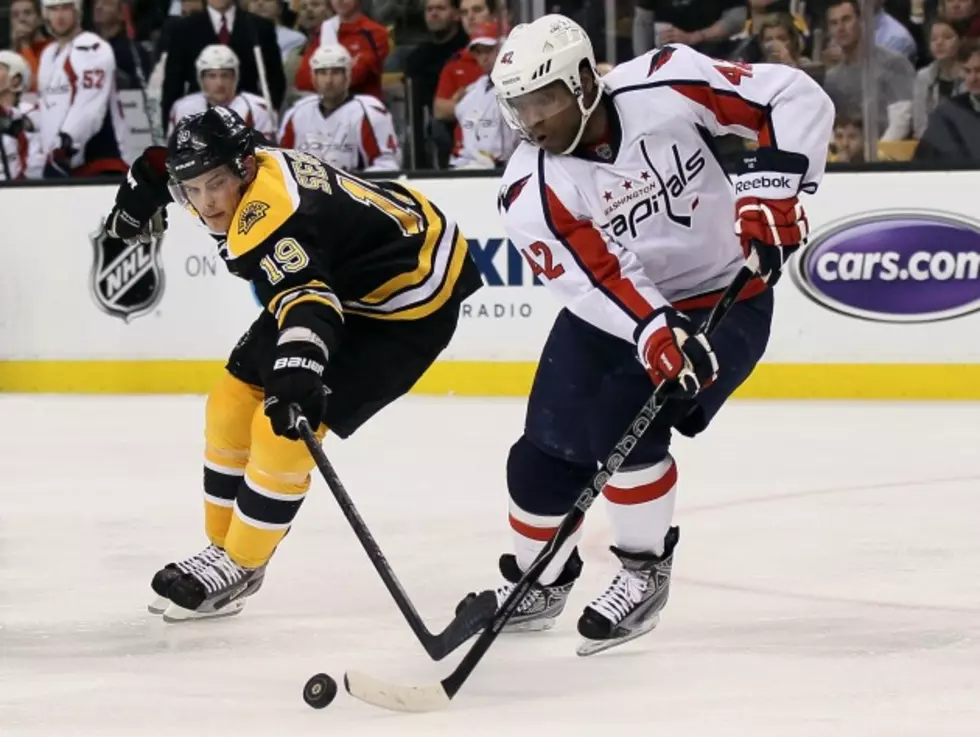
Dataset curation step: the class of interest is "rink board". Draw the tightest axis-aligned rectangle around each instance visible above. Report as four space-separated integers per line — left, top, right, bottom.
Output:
1 170 979 398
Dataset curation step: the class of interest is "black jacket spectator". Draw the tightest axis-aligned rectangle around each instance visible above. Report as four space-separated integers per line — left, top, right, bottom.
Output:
92 0 153 90
914 93 980 161
162 1 286 122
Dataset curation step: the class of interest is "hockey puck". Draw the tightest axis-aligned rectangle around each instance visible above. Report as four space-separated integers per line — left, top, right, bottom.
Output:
303 673 338 709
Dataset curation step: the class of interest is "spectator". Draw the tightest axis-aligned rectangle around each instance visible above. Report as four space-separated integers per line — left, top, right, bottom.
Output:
734 11 811 66
149 0 205 105
247 0 307 59
404 0 467 166
295 0 332 34
449 22 517 168
279 44 401 170
915 39 980 160
282 0 332 107
37 0 129 177
0 50 42 180
829 114 864 162
913 17 963 137
873 0 918 60
941 0 980 38
294 0 390 99
162 0 286 122
9 0 51 90
168 44 277 138
732 0 810 64
433 0 492 122
823 0 915 141
92 0 153 90
632 0 747 58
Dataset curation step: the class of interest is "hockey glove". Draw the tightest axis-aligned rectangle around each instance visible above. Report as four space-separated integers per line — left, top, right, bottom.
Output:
636 307 718 398
43 132 75 178
733 147 810 286
106 147 172 243
263 331 330 439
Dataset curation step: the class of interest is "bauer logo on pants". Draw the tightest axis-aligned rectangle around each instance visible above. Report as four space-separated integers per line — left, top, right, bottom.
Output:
790 209 980 323
89 219 166 322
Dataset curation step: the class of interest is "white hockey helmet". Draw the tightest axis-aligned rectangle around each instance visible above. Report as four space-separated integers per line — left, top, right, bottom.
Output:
491 14 604 154
0 51 32 95
310 44 353 73
41 0 82 9
196 44 240 84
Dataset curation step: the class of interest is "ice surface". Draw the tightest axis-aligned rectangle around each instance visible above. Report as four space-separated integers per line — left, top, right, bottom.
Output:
1 396 978 736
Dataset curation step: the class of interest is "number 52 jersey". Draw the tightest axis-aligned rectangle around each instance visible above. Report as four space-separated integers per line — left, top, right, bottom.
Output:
497 44 834 344
216 147 482 358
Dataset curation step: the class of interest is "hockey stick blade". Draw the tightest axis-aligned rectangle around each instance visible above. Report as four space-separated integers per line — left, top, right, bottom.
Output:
292 409 494 661
341 258 761 712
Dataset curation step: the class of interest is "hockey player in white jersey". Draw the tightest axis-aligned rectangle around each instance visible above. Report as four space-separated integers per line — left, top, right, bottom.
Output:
462 16 833 655
36 0 129 178
278 44 400 172
168 45 277 142
450 21 520 169
0 50 42 180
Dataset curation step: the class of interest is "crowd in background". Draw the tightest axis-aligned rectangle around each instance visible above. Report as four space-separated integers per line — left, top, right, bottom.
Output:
2 0 980 181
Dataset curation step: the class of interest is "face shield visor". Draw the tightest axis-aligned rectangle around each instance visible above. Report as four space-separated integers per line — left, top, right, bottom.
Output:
498 82 577 140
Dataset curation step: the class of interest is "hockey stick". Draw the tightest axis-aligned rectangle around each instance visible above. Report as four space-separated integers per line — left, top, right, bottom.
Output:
291 407 498 662
121 3 162 145
344 251 762 712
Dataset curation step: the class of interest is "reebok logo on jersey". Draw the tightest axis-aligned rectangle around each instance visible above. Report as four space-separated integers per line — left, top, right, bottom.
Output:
734 175 792 194
274 356 325 376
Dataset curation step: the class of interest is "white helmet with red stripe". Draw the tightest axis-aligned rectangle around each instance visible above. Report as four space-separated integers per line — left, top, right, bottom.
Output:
196 44 240 84
0 51 32 95
491 14 604 154
310 44 353 73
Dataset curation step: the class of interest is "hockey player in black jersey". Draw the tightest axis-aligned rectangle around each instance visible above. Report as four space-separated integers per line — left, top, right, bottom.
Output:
105 106 482 621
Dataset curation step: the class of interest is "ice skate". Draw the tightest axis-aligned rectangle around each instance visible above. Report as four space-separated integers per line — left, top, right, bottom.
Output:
576 526 679 656
151 545 267 622
148 543 225 614
459 548 583 633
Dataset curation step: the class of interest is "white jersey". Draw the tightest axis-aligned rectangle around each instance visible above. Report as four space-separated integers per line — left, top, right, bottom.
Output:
498 45 833 344
167 91 277 141
37 31 128 168
1 101 43 180
450 75 519 169
278 94 401 172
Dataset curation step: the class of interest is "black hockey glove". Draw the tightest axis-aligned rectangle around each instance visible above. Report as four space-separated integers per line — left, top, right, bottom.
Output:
43 132 75 178
263 336 330 439
106 146 173 244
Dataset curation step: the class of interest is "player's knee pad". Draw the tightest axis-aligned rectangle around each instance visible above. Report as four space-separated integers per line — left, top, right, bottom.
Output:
507 435 594 517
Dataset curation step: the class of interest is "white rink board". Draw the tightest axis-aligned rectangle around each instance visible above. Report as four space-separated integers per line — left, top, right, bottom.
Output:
1 171 979 363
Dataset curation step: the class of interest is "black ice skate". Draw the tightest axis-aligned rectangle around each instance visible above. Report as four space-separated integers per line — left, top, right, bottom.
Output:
460 549 583 633
150 545 266 622
576 526 680 656
148 543 224 614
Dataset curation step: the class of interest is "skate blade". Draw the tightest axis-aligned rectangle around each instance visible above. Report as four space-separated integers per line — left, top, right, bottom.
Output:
161 598 247 623
147 595 170 615
575 614 660 657
503 618 557 633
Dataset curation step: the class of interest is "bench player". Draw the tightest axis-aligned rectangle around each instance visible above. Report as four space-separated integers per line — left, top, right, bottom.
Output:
167 45 277 142
465 15 833 654
105 107 482 621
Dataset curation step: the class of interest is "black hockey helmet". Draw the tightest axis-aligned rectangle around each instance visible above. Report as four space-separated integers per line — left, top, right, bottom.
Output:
166 106 254 182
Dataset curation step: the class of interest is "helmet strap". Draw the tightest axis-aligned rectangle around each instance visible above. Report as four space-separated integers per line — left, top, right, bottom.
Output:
560 73 605 155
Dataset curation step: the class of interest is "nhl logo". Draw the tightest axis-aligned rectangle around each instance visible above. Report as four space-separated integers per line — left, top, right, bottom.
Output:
177 128 190 144
596 143 613 160
89 218 166 322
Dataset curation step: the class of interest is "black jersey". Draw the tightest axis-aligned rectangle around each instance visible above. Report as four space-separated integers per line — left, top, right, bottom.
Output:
222 147 480 355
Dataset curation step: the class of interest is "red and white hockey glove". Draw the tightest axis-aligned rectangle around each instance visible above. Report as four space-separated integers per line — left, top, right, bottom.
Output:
635 307 718 398
733 148 811 286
